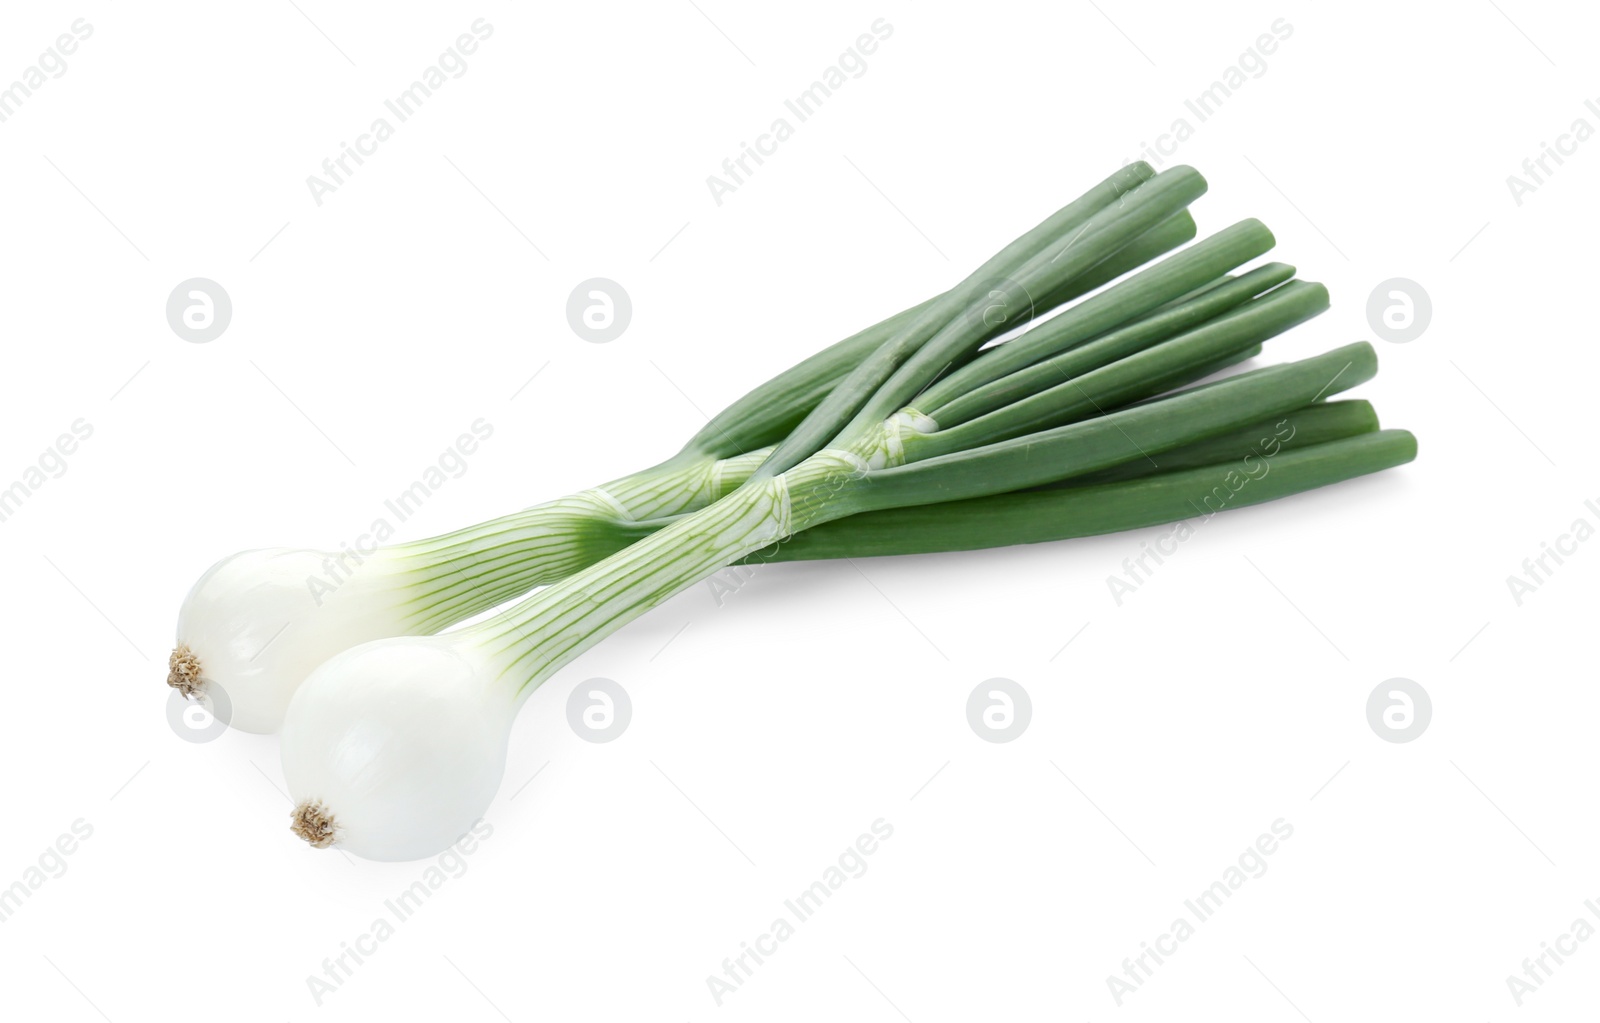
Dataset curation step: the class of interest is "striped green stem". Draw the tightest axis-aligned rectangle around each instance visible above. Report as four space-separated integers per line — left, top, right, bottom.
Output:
681 209 1196 459
816 167 1211 459
854 342 1379 510
389 396 1378 633
917 220 1280 415
1058 399 1378 486
456 344 1384 702
926 259 1295 426
388 331 1352 640
748 431 1417 562
754 163 1190 479
911 279 1330 455
463 450 870 699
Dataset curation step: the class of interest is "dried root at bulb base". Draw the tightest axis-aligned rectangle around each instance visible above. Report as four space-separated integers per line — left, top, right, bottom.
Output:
167 644 205 697
290 800 338 848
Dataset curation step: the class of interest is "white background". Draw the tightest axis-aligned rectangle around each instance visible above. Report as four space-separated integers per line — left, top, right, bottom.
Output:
0 1 1595 1019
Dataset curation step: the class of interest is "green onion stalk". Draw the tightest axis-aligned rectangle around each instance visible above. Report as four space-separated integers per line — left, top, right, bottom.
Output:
273 166 1414 860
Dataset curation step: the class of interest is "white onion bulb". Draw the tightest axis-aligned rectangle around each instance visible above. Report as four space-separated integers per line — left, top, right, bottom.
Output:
281 635 513 861
171 548 421 734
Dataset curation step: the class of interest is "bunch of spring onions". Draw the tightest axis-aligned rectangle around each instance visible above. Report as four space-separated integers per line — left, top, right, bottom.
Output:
167 163 1416 860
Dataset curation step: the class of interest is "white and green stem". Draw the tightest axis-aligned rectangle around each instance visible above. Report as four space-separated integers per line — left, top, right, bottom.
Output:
171 449 770 733
470 450 868 701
